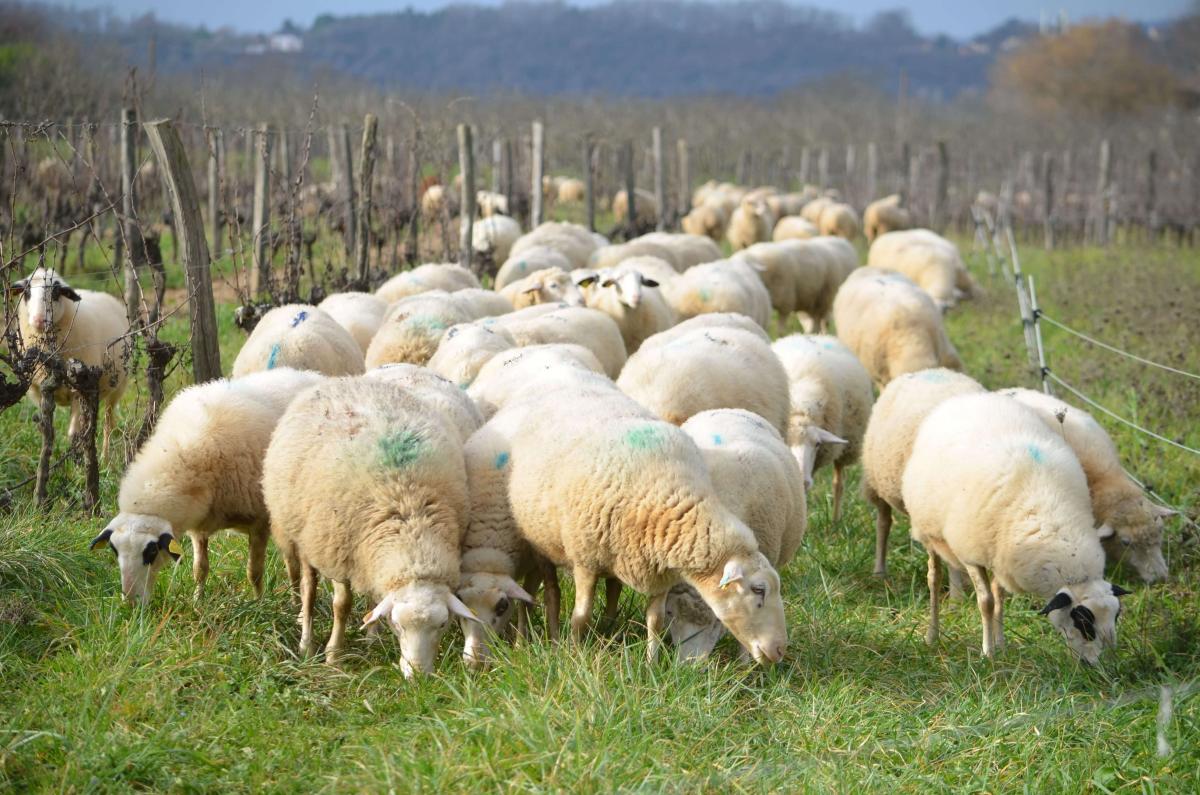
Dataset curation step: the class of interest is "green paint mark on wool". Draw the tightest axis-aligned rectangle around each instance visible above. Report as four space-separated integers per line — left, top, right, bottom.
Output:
625 424 666 451
698 288 712 302
407 315 449 332
380 429 426 469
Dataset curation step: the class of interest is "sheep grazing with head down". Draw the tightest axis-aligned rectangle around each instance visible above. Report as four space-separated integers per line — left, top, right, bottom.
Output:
365 363 484 444
492 305 627 379
726 198 775 251
365 290 509 369
902 393 1132 663
818 202 860 240
612 188 659 232
317 292 388 354
1001 387 1176 583
427 323 518 389
662 258 772 329
681 203 728 242
91 368 325 604
468 343 606 420
472 215 522 266
868 229 981 311
232 304 365 378
11 267 130 457
263 377 480 674
863 194 913 242
374 263 480 304
772 216 819 241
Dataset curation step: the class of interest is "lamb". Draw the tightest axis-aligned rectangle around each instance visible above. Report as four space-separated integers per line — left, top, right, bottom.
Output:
497 378 789 663
726 198 775 251
365 363 484 443
771 335 874 521
467 343 606 420
818 202 860 240
232 304 365 378
509 222 602 270
772 216 819 241
1001 387 1175 583
861 368 985 580
317 292 388 354
681 203 728 242
493 305 627 378
578 266 676 353
663 258 772 329
90 368 324 605
500 267 585 309
867 229 981 311
11 267 130 456
472 215 522 265
832 267 962 387
863 194 913 242
617 324 790 436
902 393 1131 663
494 245 575 290
666 409 807 660
427 323 518 388
612 188 659 231
375 263 481 304
263 377 479 674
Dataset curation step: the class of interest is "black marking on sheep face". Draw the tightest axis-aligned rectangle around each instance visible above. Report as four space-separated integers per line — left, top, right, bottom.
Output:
158 533 181 561
9 279 29 298
1038 591 1073 615
141 540 160 566
1070 605 1097 641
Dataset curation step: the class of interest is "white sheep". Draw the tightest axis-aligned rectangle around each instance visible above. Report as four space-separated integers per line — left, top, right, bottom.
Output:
861 368 985 580
494 245 575 290
680 203 728 242
636 232 723 270
499 267 585 310
471 214 522 265
427 323 518 389
263 376 479 673
663 258 772 329
726 198 775 251
509 222 602 270
365 363 484 443
617 324 790 436
317 291 388 354
644 311 769 345
375 263 480 304
446 287 513 320
476 190 509 217
556 177 586 203
232 304 365 378
903 393 1131 663
1001 387 1175 583
578 266 676 353
11 267 130 456
832 267 962 387
818 202 860 240
863 194 913 242
589 239 682 272
741 240 842 332
800 196 833 224
772 216 819 241
468 343 607 420
771 334 874 521
492 305 627 378
612 188 659 231
90 368 324 604
364 290 506 369
667 409 807 660
867 229 981 311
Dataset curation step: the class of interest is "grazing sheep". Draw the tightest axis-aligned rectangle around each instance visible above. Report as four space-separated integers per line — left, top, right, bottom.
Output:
590 239 682 272
646 312 770 345
90 368 324 604
427 323 518 389
800 197 833 225
604 255 681 289
772 216 819 241
232 304 365 378
771 335 873 521
509 222 602 270
500 267 585 310
11 267 130 455
448 288 513 320
667 409 807 660
556 177 586 203
494 245 575 290
863 194 913 242
681 203 728 242
636 232 723 270
468 343 607 420
420 184 457 219
618 325 789 436
741 240 845 332
663 258 772 330
726 199 776 251
612 188 659 231
365 363 484 443
832 268 961 387
472 215 522 265
317 292 388 354
861 368 985 580
375 263 481 304
476 190 509 217
263 377 478 673
818 202 860 240
1001 388 1175 583
579 266 676 353
493 305 627 378
364 292 475 369
867 229 981 311
903 393 1131 663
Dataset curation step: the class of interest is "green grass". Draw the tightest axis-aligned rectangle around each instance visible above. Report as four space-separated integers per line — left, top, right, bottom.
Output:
1 231 1199 791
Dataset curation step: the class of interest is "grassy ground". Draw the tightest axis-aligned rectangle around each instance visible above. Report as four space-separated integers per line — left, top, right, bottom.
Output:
1 232 1198 792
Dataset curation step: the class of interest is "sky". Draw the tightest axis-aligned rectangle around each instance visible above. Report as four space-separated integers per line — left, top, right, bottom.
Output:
50 0 1194 37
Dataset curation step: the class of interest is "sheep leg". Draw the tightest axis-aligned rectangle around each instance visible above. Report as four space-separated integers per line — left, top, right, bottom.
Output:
990 578 1006 652
326 581 352 665
67 397 81 441
540 558 561 639
645 592 668 662
965 565 996 659
925 551 942 646
299 564 318 659
281 544 302 604
947 566 967 600
101 400 116 460
569 567 598 641
832 463 845 524
515 569 542 640
872 501 892 578
601 578 623 628
190 531 210 601
247 530 268 598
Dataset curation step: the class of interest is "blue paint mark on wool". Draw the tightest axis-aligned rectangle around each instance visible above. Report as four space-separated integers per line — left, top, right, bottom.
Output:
266 343 282 370
919 370 949 383
712 434 723 446
494 451 510 469
1027 444 1044 464
290 310 309 327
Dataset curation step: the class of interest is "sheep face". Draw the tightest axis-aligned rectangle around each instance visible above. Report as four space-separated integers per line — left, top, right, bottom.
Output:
789 426 848 490
1103 502 1174 584
525 272 584 308
12 268 81 334
456 573 535 668
598 270 658 310
364 583 480 678
664 583 724 661
89 513 181 605
693 552 787 665
1039 580 1128 665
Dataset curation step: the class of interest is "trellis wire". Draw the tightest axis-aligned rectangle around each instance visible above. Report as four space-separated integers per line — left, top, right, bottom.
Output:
1037 313 1200 382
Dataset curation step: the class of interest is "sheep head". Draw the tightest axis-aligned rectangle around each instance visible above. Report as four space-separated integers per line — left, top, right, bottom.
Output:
364 583 480 678
13 268 81 334
455 572 535 668
690 551 786 665
1039 580 1129 665
664 582 725 661
1101 501 1175 584
89 513 182 605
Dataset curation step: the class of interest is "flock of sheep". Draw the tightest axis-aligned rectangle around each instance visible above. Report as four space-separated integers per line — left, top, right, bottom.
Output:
10 182 1175 677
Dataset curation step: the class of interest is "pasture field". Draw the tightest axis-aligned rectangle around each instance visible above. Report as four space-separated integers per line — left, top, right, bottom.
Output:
0 237 1197 792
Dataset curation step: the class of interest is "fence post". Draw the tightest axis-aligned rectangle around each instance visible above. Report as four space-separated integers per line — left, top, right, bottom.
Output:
1147 149 1158 241
799 147 810 185
934 140 949 231
1041 152 1055 250
143 118 222 383
120 107 141 329
817 148 829 189
250 122 272 296
206 127 223 256
1095 139 1112 246
355 114 378 287
866 142 878 202
405 131 420 266
531 120 545 227
844 144 856 204
623 140 637 240
1027 274 1051 395
337 123 357 255
491 138 502 195
457 123 476 273
584 135 596 233
676 138 690 225
1006 225 1039 372
652 127 666 232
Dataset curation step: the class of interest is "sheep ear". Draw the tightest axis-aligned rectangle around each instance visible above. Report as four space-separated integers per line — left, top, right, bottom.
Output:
719 560 744 589
1038 591 1073 615
521 282 543 295
813 428 847 447
363 594 396 627
575 275 598 288
639 276 659 288
158 532 183 561
8 279 28 296
1095 524 1115 540
1111 583 1132 598
89 527 114 551
600 279 615 289
60 286 81 302
447 593 482 623
503 580 536 605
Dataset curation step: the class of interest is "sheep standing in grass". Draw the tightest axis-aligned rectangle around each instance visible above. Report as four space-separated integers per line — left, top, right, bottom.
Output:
317 292 388 354
771 335 873 521
741 240 847 332
612 189 659 232
365 363 484 443
833 268 961 387
681 203 728 242
772 216 819 241
11 267 130 456
426 324 518 389
818 202 860 240
232 304 365 378
589 239 682 272
472 215 522 266
263 377 480 673
667 409 807 660
1001 388 1175 583
902 393 1131 662
91 368 324 604
867 229 981 311
863 195 913 242
800 197 833 225
468 343 607 420
579 266 676 353
375 263 480 304
861 368 985 581
636 232 723 269
663 258 772 329
726 199 775 250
